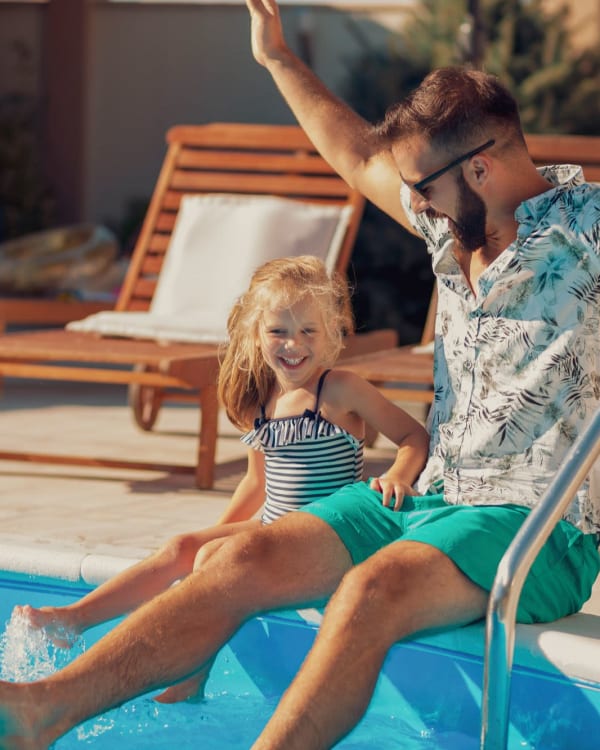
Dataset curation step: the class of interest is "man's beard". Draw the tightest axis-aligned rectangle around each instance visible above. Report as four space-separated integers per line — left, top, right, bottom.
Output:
426 173 487 252
449 173 487 251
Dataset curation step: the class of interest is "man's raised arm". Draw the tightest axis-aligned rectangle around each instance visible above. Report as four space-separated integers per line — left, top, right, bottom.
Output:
246 0 413 231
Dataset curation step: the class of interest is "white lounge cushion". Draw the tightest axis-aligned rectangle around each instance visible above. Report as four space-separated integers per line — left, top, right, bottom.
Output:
68 193 353 343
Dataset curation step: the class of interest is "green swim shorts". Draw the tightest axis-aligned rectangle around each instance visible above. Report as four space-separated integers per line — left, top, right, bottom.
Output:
298 482 600 624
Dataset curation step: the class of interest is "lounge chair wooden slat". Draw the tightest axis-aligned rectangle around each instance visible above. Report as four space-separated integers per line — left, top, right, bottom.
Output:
160 190 344 211
140 255 165 275
0 450 198 476
147 236 170 254
166 123 326 149
525 134 600 182
125 299 153 312
0 328 216 362
127 278 157 303
176 148 335 175
154 212 179 232
170 170 354 199
0 299 108 331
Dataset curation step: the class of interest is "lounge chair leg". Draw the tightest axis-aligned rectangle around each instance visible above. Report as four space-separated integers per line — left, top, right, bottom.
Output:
128 365 163 431
196 383 218 489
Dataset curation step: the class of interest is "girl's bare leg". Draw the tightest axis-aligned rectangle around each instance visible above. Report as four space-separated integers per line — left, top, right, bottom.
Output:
153 537 228 703
15 521 259 644
153 657 215 704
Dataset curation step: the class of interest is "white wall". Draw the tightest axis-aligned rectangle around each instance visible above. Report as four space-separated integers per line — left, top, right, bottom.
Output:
0 2 409 231
84 4 408 227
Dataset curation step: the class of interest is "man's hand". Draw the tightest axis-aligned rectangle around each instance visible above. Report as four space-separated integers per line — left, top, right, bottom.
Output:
246 0 286 68
369 475 418 512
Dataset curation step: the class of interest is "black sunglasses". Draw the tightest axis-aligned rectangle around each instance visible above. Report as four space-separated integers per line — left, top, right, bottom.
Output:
412 139 496 198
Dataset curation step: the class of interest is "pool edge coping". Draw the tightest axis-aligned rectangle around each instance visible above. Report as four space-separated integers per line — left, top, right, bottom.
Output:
0 541 141 587
1 541 599 688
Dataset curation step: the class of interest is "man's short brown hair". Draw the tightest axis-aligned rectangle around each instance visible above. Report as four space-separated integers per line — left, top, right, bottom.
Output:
376 66 525 155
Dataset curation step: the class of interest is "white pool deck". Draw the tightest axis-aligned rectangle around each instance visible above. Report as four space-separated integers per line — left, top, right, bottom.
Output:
1 377 599 688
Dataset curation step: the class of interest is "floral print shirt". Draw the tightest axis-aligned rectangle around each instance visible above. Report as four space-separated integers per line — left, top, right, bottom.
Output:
403 165 600 533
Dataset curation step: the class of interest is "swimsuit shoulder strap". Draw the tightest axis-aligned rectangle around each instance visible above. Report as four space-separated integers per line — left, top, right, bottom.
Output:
253 403 268 429
314 369 331 412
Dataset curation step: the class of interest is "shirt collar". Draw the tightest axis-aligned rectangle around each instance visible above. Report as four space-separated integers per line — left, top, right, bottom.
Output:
515 164 585 236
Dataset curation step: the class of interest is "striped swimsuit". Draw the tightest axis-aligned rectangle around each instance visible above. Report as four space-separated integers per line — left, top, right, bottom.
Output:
241 370 365 525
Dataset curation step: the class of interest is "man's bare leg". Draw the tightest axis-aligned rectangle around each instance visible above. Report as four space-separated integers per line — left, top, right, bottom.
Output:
0 514 351 750
252 540 489 750
15 521 259 646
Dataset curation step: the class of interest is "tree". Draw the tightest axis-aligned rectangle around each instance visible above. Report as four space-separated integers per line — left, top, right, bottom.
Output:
344 0 600 135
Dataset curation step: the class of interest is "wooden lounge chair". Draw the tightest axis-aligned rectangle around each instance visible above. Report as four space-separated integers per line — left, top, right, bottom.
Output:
340 133 600 410
523 134 600 183
0 123 367 489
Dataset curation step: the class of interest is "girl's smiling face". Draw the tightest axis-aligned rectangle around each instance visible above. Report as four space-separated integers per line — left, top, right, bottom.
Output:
259 296 330 389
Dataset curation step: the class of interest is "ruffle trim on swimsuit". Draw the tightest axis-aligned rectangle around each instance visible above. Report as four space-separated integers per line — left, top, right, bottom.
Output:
241 410 361 452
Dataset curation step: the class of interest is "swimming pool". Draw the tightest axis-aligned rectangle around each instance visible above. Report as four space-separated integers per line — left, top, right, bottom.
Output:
1 570 599 749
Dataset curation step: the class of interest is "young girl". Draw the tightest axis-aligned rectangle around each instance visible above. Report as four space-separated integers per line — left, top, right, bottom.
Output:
16 255 429 701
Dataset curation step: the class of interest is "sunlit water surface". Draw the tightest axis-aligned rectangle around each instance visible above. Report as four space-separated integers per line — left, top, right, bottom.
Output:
1 579 598 750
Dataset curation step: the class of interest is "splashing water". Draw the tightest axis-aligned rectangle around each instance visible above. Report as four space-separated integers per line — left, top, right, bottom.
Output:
0 609 85 682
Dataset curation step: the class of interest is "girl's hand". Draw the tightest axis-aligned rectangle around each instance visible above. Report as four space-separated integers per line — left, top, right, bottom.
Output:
369 475 417 511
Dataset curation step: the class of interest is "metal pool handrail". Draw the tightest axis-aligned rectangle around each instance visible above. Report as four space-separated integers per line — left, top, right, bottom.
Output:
480 406 600 750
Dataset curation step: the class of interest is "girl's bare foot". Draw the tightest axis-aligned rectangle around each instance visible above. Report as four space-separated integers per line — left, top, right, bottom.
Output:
153 671 208 704
13 606 80 649
154 675 206 703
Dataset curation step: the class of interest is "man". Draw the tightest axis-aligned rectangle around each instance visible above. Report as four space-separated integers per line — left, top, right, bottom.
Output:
0 2 598 748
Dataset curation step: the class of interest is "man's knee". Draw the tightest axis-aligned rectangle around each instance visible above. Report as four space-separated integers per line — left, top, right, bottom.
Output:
332 543 445 620
335 552 404 615
197 526 280 574
331 541 487 639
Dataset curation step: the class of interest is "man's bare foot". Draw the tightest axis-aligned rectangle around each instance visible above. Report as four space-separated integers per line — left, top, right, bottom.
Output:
153 672 208 704
0 681 47 750
13 605 80 649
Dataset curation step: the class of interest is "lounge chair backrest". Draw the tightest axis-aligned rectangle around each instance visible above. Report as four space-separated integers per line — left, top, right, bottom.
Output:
116 123 365 315
525 134 600 184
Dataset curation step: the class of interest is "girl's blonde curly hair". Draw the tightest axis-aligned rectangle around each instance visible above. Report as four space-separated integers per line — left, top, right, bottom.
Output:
217 255 354 430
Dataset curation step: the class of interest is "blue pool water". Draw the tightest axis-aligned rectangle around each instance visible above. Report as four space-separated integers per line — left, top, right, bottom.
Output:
0 571 599 749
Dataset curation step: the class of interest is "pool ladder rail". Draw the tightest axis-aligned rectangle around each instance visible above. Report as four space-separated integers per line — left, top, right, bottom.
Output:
480 406 600 750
